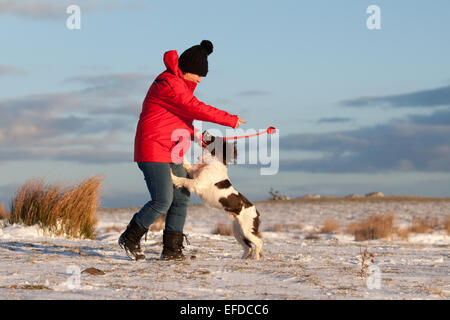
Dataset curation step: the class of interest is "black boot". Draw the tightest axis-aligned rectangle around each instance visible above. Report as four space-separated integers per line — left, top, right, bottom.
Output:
118 220 147 261
161 230 188 261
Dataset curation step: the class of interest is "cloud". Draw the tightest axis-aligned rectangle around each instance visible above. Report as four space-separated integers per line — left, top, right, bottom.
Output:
280 112 450 173
0 71 148 164
0 0 147 20
0 0 62 19
236 90 270 98
282 85 450 173
64 72 152 97
316 117 353 124
0 65 25 76
340 85 450 108
409 108 450 125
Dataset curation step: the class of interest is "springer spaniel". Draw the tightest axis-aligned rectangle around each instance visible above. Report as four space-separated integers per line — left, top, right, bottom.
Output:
170 131 263 259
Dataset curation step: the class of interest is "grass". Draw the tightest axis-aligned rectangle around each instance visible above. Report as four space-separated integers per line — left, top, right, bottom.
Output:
212 222 233 236
265 223 303 232
8 175 102 239
149 214 166 232
258 195 450 205
319 219 339 234
8 284 51 290
345 213 449 241
0 203 8 220
393 227 410 240
347 213 395 241
444 216 450 235
409 216 439 233
359 247 375 278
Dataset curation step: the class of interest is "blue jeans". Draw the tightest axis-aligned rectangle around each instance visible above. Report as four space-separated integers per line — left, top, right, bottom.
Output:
132 162 190 233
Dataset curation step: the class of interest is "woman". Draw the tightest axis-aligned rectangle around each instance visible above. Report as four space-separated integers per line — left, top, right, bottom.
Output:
119 40 246 261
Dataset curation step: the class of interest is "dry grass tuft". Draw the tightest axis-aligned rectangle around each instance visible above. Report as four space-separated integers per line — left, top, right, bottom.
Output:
393 227 410 240
259 195 450 205
265 223 303 232
8 175 102 239
359 247 375 278
102 226 123 233
420 283 447 299
408 216 439 234
346 213 395 241
212 222 233 236
149 214 166 232
0 203 8 220
319 219 340 234
444 216 450 235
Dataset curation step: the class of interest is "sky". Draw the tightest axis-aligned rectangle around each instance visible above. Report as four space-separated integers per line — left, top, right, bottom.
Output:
1 0 450 208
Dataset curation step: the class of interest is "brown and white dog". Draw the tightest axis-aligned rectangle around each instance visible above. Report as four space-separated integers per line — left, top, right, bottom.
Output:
170 131 263 259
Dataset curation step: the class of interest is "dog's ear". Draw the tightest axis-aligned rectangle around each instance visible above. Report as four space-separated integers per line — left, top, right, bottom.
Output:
202 130 214 143
202 130 217 150
221 140 238 165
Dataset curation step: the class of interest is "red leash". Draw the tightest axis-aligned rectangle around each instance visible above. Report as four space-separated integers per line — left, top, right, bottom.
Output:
222 126 277 140
201 126 276 148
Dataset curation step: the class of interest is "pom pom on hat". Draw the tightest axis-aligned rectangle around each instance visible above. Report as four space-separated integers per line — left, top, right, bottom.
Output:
200 40 213 55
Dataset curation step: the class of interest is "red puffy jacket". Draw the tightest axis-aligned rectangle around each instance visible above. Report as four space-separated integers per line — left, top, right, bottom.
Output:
134 50 239 163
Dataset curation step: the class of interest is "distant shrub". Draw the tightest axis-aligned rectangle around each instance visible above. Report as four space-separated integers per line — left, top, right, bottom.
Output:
408 216 439 234
0 203 8 220
212 222 233 236
444 216 450 235
319 219 340 234
9 175 102 239
393 227 410 240
265 223 303 232
347 213 395 241
268 188 290 200
149 214 166 232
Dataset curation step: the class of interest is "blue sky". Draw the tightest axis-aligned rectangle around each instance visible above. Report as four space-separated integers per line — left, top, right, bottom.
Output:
1 0 450 207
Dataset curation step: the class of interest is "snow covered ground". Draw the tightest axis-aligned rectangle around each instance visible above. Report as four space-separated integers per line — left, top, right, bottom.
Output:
0 199 449 300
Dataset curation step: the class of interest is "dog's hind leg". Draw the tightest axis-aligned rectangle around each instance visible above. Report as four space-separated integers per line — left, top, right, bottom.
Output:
242 224 263 260
249 234 263 260
232 220 252 259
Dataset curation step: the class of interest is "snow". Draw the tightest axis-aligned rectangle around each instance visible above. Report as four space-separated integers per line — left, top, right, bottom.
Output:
0 199 449 299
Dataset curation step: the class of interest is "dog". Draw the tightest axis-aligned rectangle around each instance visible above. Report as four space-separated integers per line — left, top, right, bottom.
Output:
170 131 263 259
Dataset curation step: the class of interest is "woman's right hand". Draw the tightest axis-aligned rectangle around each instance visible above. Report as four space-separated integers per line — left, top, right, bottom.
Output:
235 118 246 128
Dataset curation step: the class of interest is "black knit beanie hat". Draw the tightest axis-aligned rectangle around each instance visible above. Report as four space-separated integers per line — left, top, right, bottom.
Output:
178 40 213 77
